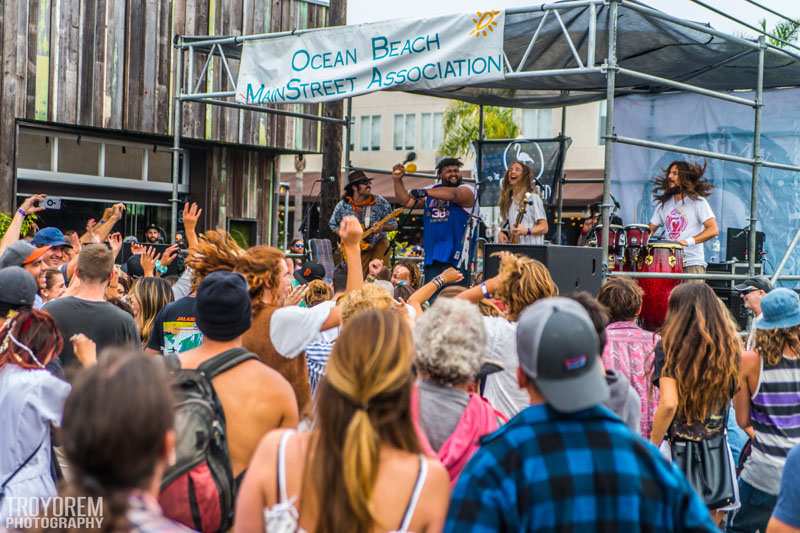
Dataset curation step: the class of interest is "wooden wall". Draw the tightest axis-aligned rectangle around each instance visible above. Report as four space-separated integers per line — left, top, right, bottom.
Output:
0 0 331 212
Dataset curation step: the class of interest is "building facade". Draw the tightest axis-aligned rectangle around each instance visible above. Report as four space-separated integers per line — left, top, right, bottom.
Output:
1 0 329 245
278 91 607 240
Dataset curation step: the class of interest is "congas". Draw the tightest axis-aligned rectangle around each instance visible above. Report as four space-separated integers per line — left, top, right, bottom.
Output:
623 224 651 270
590 224 625 271
637 241 684 331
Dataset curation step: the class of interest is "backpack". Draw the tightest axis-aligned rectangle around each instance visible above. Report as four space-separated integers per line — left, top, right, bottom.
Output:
159 347 257 532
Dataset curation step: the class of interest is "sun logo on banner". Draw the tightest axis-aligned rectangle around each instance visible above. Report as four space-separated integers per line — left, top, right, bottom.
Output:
470 11 501 37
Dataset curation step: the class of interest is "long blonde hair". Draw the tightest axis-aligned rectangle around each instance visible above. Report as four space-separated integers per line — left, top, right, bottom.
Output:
498 161 533 220
130 277 173 343
755 325 800 367
660 283 741 424
304 310 419 533
493 252 558 321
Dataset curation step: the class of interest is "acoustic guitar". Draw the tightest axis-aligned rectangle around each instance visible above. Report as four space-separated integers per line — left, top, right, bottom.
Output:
510 192 534 244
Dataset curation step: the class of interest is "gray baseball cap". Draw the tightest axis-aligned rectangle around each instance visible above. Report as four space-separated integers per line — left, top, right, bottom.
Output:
516 297 609 413
0 266 38 308
0 240 49 269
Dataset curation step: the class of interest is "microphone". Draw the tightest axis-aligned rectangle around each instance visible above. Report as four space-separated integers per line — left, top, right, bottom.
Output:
402 151 417 173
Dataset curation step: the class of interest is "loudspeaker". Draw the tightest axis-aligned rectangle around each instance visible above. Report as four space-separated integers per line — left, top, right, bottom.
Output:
484 244 603 295
726 227 765 262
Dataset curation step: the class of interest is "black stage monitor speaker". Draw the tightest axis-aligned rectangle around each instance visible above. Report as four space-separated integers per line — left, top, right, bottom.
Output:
484 244 604 295
726 227 765 262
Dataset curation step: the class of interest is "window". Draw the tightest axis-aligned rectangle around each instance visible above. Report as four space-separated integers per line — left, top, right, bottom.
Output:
598 101 608 145
420 113 443 150
17 132 51 171
148 148 173 183
522 109 552 138
105 144 145 180
359 115 381 151
15 129 186 190
393 113 416 150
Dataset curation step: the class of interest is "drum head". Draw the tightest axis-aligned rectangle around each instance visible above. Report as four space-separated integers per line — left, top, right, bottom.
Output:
649 240 684 249
624 224 650 230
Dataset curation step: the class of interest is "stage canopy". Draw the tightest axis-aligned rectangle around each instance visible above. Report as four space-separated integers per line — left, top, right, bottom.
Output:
409 0 800 108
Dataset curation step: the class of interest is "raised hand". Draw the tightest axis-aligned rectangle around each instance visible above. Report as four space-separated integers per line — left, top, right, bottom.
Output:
107 232 123 259
140 246 158 277
111 203 126 220
182 202 202 231
285 284 307 307
441 267 464 285
391 163 406 179
338 215 364 249
159 244 180 267
20 194 46 214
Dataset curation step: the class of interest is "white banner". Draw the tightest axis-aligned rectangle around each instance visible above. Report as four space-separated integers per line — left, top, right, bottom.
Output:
236 11 506 105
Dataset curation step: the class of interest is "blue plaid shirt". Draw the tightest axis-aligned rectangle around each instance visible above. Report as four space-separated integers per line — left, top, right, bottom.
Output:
445 404 718 533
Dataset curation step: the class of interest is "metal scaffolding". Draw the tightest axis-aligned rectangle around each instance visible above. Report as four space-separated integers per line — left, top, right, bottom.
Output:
169 0 800 282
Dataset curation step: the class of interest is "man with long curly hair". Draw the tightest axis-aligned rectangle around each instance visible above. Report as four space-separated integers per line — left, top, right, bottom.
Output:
647 160 719 273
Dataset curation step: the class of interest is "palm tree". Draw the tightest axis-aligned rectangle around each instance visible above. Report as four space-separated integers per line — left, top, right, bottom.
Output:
438 102 519 158
759 17 800 47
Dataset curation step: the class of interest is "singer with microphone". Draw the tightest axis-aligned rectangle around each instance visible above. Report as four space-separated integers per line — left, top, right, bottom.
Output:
329 170 396 270
496 161 548 245
392 157 477 287
648 160 718 274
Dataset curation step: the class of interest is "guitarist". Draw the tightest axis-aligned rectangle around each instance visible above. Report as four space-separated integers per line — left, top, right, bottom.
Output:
496 161 548 245
329 170 396 271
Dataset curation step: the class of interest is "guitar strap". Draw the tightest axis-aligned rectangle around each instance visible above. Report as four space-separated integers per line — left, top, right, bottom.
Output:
364 206 372 228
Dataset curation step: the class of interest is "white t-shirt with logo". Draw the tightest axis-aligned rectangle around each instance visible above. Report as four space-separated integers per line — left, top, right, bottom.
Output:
649 196 715 267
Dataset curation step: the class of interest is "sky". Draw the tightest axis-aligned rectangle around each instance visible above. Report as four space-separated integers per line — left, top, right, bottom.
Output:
346 0 798 38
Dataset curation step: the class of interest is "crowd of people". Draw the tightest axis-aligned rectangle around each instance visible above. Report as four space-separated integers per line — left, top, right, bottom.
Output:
0 189 799 533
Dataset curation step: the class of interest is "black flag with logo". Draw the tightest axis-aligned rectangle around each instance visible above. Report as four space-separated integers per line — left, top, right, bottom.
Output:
474 136 571 207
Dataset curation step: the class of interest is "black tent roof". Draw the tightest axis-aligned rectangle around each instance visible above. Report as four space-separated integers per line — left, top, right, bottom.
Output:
406 0 800 108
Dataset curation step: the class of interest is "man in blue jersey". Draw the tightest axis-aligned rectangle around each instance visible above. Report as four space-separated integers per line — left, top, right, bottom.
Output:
392 157 477 286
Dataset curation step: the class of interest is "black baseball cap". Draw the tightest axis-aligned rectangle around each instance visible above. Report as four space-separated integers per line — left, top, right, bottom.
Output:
196 271 252 341
0 266 38 308
516 297 609 413
294 261 326 284
734 276 772 294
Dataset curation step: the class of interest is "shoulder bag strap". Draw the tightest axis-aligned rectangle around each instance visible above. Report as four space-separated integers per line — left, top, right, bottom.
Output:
198 347 258 379
1 438 46 498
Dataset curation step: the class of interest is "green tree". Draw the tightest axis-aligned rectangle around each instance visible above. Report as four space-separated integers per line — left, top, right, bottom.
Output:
438 102 519 158
759 17 800 47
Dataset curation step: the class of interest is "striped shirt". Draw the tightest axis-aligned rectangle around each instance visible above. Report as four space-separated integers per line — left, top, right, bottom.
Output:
305 340 334 396
741 353 800 495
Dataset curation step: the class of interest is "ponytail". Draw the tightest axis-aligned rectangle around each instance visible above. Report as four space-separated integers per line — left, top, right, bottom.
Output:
341 408 380 524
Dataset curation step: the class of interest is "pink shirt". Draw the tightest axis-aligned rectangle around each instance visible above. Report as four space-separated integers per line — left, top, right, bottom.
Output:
602 322 660 438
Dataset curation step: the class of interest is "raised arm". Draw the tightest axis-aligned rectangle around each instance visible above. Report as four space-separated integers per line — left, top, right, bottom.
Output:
407 267 464 314
182 202 202 251
392 164 423 209
425 184 475 209
1 194 45 254
320 216 363 331
84 203 125 244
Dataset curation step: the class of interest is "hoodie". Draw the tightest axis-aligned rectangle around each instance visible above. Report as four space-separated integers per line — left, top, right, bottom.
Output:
604 369 642 435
